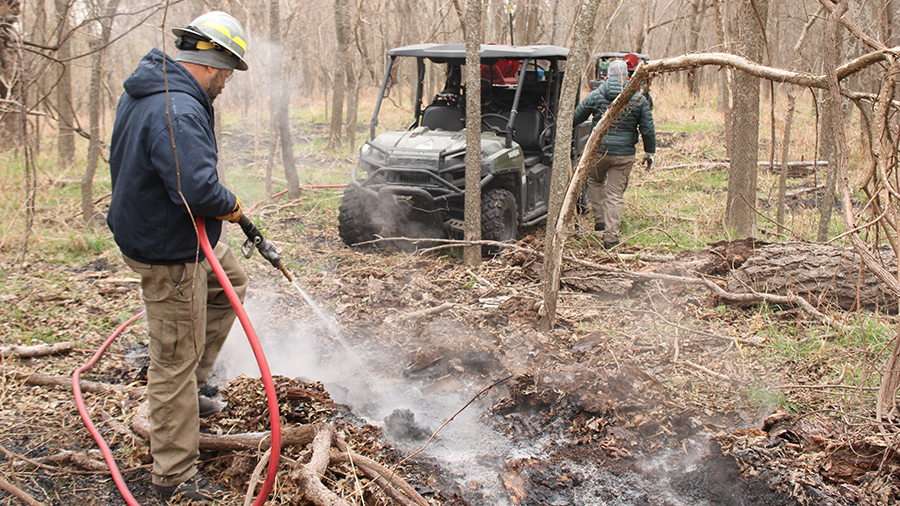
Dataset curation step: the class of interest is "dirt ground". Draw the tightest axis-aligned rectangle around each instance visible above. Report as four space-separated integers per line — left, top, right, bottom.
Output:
1 200 898 506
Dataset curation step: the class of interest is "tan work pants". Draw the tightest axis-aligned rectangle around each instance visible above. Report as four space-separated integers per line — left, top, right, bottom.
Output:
124 242 248 488
586 153 635 244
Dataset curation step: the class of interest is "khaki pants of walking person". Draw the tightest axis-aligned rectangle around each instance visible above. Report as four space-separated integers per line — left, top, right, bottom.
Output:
124 242 248 488
587 153 634 244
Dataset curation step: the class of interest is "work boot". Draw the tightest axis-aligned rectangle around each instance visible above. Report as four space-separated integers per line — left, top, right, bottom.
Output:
594 222 605 232
198 395 219 418
603 240 620 250
153 473 226 503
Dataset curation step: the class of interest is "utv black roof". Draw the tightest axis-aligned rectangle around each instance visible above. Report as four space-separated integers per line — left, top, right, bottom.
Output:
387 43 569 63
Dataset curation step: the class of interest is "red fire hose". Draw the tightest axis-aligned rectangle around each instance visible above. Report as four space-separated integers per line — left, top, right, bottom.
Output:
73 216 282 506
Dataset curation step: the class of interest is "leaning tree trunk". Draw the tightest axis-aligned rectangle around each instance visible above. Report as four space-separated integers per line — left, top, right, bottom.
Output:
462 0 481 267
540 0 601 331
819 0 900 420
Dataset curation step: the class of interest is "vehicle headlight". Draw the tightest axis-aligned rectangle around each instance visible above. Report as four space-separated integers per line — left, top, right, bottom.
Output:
359 144 389 174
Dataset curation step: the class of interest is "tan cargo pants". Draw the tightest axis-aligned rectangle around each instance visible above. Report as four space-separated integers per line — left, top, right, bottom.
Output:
124 242 248 488
586 153 635 244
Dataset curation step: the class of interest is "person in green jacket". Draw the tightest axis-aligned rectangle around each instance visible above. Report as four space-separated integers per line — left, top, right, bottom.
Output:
573 60 656 249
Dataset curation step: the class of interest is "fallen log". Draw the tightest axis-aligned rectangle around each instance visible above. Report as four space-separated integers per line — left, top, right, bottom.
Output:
759 160 828 177
725 241 898 311
0 365 122 395
131 402 317 451
0 341 75 359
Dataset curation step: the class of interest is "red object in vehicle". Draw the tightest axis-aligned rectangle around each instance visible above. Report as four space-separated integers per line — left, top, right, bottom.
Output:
623 53 640 70
481 59 519 85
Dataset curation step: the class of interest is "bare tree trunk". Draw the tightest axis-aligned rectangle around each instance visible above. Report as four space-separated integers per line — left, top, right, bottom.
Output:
82 0 121 226
55 0 75 168
539 0 602 331
816 22 843 242
712 0 733 156
776 88 794 236
726 0 766 238
686 0 707 96
0 0 22 145
329 0 350 150
346 57 359 152
269 0 300 199
463 0 481 267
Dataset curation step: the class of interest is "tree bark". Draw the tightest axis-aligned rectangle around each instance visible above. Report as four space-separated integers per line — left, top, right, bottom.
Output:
726 0 766 238
269 0 300 199
329 0 350 150
463 0 481 267
539 0 600 331
817 17 843 242
55 0 75 168
0 0 22 145
776 89 794 235
725 241 899 311
686 0 708 96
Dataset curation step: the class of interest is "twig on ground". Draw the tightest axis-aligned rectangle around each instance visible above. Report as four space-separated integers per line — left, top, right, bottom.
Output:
0 342 75 359
680 360 733 382
398 374 513 468
330 452 429 506
388 302 455 323
0 473 46 506
0 365 123 395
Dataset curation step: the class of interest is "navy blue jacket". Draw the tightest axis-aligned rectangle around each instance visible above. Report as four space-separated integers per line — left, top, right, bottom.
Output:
573 77 656 156
108 48 237 265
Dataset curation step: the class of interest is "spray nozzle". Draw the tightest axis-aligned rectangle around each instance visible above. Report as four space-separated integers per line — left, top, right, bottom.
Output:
237 215 293 282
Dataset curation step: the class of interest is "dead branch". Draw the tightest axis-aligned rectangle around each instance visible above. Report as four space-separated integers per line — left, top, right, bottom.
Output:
0 341 75 358
290 426 351 506
388 302 455 322
0 365 122 395
100 410 143 444
698 276 839 330
330 452 430 506
679 360 734 382
0 473 45 506
243 449 271 506
131 402 317 451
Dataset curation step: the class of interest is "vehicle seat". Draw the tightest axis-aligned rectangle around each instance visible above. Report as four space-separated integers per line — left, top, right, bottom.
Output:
422 105 464 131
512 109 544 152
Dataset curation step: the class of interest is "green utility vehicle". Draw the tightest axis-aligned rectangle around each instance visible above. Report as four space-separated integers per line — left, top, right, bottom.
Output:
338 43 590 251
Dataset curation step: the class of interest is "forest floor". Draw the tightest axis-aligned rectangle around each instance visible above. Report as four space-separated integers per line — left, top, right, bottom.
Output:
1 117 899 505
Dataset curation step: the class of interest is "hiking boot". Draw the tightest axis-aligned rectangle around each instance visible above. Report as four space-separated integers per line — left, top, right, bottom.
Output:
594 222 605 232
198 395 218 418
603 240 620 250
153 473 226 503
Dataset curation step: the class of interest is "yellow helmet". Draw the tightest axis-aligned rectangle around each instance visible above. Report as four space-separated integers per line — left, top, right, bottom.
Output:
173 11 248 71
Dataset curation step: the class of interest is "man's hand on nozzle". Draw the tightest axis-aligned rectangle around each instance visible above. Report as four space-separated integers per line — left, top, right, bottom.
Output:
217 196 243 223
643 153 654 171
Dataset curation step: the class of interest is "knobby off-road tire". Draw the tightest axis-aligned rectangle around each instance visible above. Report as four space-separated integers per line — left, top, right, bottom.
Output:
338 185 379 247
481 188 517 256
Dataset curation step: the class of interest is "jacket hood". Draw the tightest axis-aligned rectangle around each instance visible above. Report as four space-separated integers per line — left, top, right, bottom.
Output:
123 48 211 114
604 78 626 101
